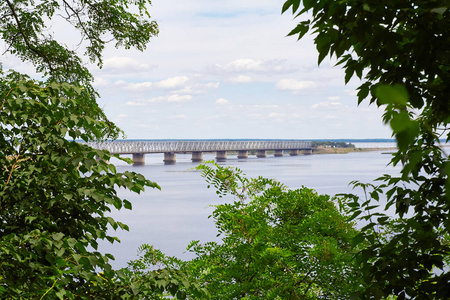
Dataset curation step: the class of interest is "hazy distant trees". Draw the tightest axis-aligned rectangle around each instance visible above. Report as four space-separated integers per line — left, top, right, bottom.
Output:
311 141 355 148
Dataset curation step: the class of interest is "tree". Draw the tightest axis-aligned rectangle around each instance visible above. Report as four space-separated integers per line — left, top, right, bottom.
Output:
0 1 195 298
1 0 158 139
283 0 450 298
0 73 158 298
177 163 361 299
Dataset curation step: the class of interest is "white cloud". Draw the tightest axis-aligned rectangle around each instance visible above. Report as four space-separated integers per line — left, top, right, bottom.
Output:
103 56 154 73
229 104 280 111
216 98 229 105
229 75 252 83
124 94 193 106
214 58 289 74
276 79 318 91
113 114 128 122
345 89 358 96
175 82 220 94
146 94 193 103
125 100 147 106
154 76 190 89
116 77 219 95
124 81 153 91
269 113 285 118
170 114 187 119
114 80 127 86
311 102 342 109
92 77 110 87
328 96 340 101
166 94 193 103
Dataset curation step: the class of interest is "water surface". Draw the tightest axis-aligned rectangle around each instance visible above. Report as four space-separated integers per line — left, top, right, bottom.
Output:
100 150 399 268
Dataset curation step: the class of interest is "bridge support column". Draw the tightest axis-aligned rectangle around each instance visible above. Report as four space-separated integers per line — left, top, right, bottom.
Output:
256 150 267 158
274 150 283 157
132 153 145 166
303 149 313 155
164 152 176 165
191 151 203 162
290 150 299 156
237 150 248 159
216 151 227 162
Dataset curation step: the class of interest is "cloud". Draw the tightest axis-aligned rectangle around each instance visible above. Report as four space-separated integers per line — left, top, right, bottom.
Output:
125 94 193 106
269 113 285 118
103 56 155 73
216 98 229 105
229 75 252 83
154 76 190 89
152 94 193 103
276 79 318 91
328 96 341 101
229 104 279 110
115 76 219 95
170 114 187 119
345 89 358 96
214 58 289 74
125 100 147 106
175 82 220 94
92 77 110 87
124 81 153 91
311 102 342 109
113 114 128 122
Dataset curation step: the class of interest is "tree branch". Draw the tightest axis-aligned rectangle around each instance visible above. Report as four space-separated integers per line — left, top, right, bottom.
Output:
5 0 55 73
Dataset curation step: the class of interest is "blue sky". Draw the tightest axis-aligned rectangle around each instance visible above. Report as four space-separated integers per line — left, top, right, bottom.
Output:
4 0 392 140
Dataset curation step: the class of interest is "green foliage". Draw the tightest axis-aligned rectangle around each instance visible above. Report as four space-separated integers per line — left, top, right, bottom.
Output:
181 163 361 299
0 1 194 298
284 0 450 298
0 73 161 298
120 244 210 299
1 0 159 139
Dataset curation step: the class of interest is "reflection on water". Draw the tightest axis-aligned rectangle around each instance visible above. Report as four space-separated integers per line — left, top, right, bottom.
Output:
100 151 399 268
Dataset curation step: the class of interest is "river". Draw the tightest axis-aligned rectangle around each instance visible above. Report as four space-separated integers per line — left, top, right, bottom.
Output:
99 148 400 269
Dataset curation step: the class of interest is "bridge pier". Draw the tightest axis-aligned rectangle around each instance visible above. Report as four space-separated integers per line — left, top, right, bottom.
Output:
216 151 227 162
163 152 176 165
290 150 299 156
237 150 248 159
256 150 267 158
274 149 283 157
303 149 313 155
132 153 145 166
191 151 203 162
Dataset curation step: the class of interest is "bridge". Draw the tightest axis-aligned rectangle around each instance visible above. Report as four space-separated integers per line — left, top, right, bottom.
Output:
88 140 313 165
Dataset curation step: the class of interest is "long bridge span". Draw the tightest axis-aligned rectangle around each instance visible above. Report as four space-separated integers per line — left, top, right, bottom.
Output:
88 140 313 165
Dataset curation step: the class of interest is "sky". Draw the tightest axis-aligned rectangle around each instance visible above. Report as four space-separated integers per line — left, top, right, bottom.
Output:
4 0 392 140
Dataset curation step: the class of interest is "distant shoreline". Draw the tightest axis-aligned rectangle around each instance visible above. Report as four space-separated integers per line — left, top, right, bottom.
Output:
312 147 397 155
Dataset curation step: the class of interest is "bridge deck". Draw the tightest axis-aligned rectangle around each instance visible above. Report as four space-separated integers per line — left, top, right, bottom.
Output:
88 140 312 154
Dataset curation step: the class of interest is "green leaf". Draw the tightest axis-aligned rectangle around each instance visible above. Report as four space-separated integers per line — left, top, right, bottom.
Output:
375 84 409 106
53 232 65 241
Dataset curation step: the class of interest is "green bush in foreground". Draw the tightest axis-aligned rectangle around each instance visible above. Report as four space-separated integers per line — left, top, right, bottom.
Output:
128 163 360 299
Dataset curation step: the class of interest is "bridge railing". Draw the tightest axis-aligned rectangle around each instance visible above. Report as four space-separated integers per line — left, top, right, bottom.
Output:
88 140 312 154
